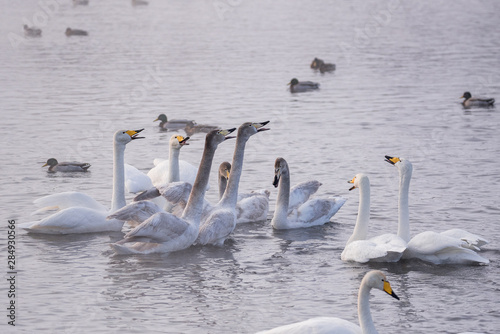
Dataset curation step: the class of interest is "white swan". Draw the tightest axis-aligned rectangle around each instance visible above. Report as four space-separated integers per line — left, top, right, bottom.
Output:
110 128 236 255
217 161 270 224
271 157 346 230
197 121 270 246
341 174 407 263
20 129 144 234
385 156 489 265
124 163 153 193
256 270 400 334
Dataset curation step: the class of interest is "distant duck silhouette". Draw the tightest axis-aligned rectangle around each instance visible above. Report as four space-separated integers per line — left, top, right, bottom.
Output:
65 27 88 36
184 121 220 137
461 91 495 108
73 0 89 5
132 0 148 6
154 114 193 131
43 158 91 172
310 57 336 73
24 25 42 37
288 78 319 93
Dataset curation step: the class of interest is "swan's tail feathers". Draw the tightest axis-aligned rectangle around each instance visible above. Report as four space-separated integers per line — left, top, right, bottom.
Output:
440 229 489 250
18 221 37 230
32 191 107 215
133 187 161 202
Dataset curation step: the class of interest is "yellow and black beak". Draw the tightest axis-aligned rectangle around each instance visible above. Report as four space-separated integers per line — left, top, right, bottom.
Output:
218 128 237 140
384 155 400 165
177 136 190 146
253 121 270 132
383 281 400 300
126 129 145 140
347 176 356 191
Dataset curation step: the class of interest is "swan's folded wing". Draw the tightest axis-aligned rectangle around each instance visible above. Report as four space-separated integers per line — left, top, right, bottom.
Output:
107 201 163 224
157 181 192 204
124 163 153 193
341 240 389 263
296 197 346 225
198 211 235 245
124 212 190 243
236 194 269 224
440 229 488 250
288 180 322 214
408 231 470 254
32 191 107 215
133 187 161 201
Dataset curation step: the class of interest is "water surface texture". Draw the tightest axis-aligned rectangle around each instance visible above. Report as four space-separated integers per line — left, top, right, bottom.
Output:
1 0 499 333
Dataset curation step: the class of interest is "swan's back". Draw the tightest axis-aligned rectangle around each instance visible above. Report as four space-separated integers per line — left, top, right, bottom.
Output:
256 317 361 334
32 191 108 214
124 163 154 193
147 159 199 187
288 180 322 214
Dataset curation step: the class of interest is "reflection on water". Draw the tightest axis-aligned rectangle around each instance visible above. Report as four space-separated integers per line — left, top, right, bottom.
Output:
1 0 499 333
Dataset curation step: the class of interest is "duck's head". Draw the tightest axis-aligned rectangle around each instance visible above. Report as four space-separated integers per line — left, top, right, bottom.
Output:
273 157 289 188
170 135 190 150
23 25 29 30
154 114 168 123
65 28 72 35
347 173 369 191
219 161 231 180
115 129 145 145
288 78 299 86
311 58 321 69
461 92 472 100
43 158 58 167
364 270 400 300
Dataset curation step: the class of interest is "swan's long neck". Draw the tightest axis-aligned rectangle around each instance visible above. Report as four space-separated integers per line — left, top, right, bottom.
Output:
111 142 126 212
168 146 180 183
346 179 370 245
181 142 216 224
358 282 378 334
220 136 247 208
218 175 228 200
272 169 290 227
397 165 412 243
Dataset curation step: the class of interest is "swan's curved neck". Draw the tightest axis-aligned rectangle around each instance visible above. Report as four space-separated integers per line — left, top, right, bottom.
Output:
168 146 180 183
358 282 378 334
397 166 412 242
218 174 228 200
272 169 290 228
346 180 370 245
182 142 216 224
111 142 126 212
220 136 247 208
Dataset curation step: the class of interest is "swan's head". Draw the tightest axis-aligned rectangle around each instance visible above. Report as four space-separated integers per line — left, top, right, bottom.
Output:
347 173 369 191
114 129 145 145
237 121 270 141
154 114 168 123
363 270 400 300
288 78 299 86
384 155 412 174
169 135 190 150
273 157 289 188
219 161 231 181
461 92 472 100
206 128 237 148
43 158 58 167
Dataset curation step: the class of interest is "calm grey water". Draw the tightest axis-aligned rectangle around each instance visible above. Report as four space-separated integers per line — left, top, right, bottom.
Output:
1 0 499 333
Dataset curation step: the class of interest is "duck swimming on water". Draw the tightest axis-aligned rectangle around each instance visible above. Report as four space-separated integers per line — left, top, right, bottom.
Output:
288 78 319 93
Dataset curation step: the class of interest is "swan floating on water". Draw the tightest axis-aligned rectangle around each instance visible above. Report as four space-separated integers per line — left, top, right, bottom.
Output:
341 174 407 263
271 157 346 229
256 270 400 334
110 128 236 255
197 121 270 246
385 156 489 265
20 129 144 234
42 158 91 172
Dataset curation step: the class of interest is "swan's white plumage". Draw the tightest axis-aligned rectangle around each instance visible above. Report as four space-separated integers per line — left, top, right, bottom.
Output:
385 156 489 265
20 129 143 234
124 163 153 193
256 270 399 334
107 200 163 226
147 159 199 187
288 180 322 215
341 174 407 263
440 229 488 250
271 158 345 230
